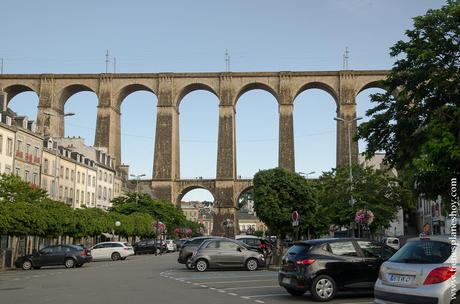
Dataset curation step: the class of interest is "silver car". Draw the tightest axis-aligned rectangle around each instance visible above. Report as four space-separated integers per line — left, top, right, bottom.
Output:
191 238 265 272
375 235 460 304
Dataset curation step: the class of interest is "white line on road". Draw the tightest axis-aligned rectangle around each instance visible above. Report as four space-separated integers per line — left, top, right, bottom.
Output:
209 287 216 290
175 274 276 281
245 293 288 298
193 279 275 285
224 285 279 290
12 278 20 281
218 289 226 293
254 301 265 304
228 293 238 296
241 296 251 300
200 285 207 288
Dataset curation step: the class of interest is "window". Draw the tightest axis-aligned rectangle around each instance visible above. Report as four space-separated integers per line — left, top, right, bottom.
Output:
7 138 13 156
109 174 112 183
26 144 31 155
34 146 39 157
103 187 107 200
65 168 69 179
60 166 64 178
42 178 48 191
220 241 239 250
16 140 22 152
87 174 90 185
98 186 102 199
92 193 95 203
108 189 112 199
76 190 80 203
99 170 102 180
328 241 357 257
104 172 107 182
24 170 29 182
65 187 68 198
87 192 90 204
92 176 96 187
0 134 3 154
59 186 63 199
82 173 85 185
77 172 80 183
389 240 451 264
51 180 56 197
43 159 49 174
32 173 38 185
357 241 394 260
205 241 219 249
71 170 74 181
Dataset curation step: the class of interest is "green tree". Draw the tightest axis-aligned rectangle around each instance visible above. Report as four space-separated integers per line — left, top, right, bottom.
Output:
0 173 47 204
357 1 460 201
253 168 317 264
317 165 414 234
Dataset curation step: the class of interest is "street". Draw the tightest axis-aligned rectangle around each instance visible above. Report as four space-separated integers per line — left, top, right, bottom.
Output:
0 253 374 304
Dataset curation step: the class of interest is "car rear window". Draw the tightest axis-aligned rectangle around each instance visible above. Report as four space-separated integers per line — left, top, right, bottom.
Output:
389 240 452 264
286 244 311 258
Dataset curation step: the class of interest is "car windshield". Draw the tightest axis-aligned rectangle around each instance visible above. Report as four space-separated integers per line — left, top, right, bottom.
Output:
389 240 452 264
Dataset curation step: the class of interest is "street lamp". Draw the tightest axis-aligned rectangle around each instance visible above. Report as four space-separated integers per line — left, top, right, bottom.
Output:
42 111 75 200
130 174 146 204
334 116 362 237
299 171 316 179
112 220 121 241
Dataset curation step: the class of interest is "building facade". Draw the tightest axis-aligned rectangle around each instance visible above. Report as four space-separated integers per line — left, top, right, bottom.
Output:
0 113 15 174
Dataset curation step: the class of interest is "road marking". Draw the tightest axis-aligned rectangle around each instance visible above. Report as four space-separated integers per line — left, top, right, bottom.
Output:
186 281 192 284
12 278 20 281
228 293 238 296
245 293 288 298
175 274 276 281
224 285 279 290
200 285 207 288
254 301 265 304
218 289 226 293
193 279 275 285
241 296 251 300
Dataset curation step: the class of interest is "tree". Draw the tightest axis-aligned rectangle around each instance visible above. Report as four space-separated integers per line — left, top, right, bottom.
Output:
316 165 415 235
0 173 47 204
357 1 460 201
253 168 317 264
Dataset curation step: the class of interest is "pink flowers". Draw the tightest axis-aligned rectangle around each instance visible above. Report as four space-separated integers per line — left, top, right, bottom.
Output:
355 209 375 225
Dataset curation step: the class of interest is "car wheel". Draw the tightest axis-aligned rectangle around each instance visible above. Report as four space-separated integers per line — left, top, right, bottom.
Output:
310 275 336 302
185 256 194 269
245 258 259 271
196 259 208 272
21 260 32 270
121 257 127 260
285 287 305 296
64 258 75 268
111 252 121 261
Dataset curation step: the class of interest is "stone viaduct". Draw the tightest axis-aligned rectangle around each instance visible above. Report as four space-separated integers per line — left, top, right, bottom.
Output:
0 70 388 235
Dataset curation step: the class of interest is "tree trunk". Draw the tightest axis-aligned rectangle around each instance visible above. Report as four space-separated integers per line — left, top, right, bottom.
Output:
273 235 284 266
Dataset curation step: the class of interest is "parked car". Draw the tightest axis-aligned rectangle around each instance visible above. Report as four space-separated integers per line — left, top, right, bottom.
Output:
164 239 176 252
175 238 188 250
382 237 400 250
235 235 272 256
134 239 165 255
90 242 134 261
374 235 460 304
191 238 266 272
278 238 396 302
178 236 220 269
14 244 92 270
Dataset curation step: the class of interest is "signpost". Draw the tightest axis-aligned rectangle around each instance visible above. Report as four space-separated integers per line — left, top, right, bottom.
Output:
292 211 299 226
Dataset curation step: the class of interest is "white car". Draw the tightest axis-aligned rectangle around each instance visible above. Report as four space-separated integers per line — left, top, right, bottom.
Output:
375 235 460 304
90 242 134 261
165 240 176 252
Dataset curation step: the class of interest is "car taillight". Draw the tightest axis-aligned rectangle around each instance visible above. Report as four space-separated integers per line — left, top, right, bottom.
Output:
423 267 456 285
81 249 87 257
296 259 315 265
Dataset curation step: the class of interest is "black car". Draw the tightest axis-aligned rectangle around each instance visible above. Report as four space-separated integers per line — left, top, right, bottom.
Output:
236 236 272 257
178 236 220 269
133 239 166 255
278 238 396 302
14 244 92 270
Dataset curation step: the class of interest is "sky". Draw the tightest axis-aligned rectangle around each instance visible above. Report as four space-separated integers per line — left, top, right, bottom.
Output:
1 0 446 202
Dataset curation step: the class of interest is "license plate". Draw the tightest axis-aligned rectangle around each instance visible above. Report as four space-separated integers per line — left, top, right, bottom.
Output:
389 274 414 284
282 277 291 284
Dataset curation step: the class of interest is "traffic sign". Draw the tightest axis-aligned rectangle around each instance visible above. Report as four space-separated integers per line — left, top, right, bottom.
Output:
291 211 299 222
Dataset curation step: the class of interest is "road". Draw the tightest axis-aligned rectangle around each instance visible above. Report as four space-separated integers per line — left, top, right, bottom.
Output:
0 253 374 304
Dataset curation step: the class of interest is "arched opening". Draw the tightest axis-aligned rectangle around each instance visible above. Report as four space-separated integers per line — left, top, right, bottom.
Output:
356 87 387 154
120 91 157 179
236 89 278 178
6 91 39 122
180 188 215 236
293 88 337 177
179 90 219 179
63 91 98 145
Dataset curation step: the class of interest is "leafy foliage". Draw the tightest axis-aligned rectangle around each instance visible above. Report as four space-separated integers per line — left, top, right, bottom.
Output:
316 165 415 233
357 1 460 200
253 168 317 238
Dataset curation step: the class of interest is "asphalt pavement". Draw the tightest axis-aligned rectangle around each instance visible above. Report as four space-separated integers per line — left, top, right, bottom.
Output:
0 253 374 304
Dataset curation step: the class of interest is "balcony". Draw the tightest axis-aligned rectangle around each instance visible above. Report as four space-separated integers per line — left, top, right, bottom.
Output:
15 151 23 158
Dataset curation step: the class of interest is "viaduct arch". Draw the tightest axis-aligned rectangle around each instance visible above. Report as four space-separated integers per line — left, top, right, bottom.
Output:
0 70 389 236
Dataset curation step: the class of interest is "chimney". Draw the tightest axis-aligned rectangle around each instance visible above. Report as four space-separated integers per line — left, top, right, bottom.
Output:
0 92 6 113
